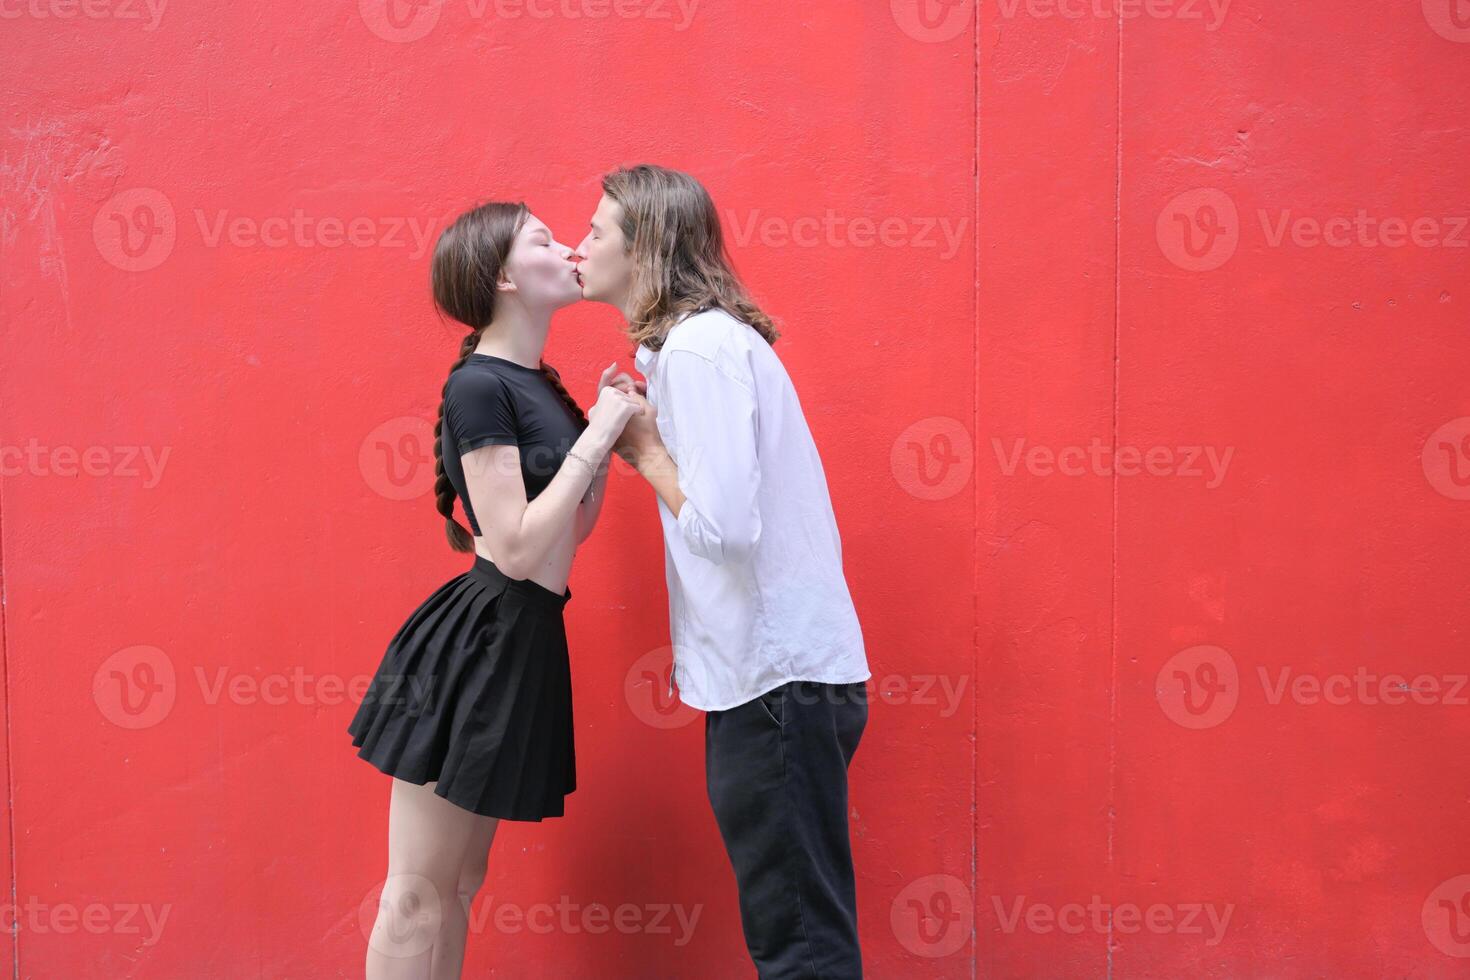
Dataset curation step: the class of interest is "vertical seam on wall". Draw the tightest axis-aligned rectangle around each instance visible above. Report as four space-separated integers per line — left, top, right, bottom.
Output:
0 431 14 980
971 0 981 976
1107 8 1124 980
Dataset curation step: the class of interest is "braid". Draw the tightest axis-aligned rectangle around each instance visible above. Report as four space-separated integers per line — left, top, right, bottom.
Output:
538 362 588 431
432 328 485 552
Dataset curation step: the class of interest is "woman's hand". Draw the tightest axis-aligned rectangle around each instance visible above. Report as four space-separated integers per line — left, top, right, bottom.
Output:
586 383 641 448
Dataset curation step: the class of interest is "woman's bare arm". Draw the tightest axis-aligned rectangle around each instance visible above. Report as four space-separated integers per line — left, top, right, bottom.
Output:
462 399 626 578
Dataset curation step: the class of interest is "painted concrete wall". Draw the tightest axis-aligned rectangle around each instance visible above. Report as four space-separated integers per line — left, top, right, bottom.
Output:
2 0 1467 976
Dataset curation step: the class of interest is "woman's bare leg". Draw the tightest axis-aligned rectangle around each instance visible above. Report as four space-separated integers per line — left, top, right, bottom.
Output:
429 814 500 980
365 779 485 980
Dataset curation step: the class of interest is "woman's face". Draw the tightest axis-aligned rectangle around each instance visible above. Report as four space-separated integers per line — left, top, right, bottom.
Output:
501 214 582 310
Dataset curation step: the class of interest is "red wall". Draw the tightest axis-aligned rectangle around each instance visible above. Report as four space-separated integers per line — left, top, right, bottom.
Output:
3 0 1467 976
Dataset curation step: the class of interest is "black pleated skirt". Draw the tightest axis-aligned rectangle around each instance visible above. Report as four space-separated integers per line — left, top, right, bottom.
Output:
347 555 575 821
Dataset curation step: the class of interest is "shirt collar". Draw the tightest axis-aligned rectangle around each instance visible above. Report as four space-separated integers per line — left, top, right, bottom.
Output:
634 343 656 374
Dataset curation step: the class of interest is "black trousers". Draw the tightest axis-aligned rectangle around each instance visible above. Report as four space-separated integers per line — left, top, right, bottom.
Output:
705 680 869 979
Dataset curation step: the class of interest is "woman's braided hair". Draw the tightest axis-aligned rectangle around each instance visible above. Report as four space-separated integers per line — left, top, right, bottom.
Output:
429 201 587 552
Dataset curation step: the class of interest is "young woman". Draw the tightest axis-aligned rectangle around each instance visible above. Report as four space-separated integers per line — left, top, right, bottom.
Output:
347 201 641 979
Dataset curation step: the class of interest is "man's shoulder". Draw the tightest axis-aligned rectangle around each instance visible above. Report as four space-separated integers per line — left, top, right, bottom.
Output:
662 307 753 360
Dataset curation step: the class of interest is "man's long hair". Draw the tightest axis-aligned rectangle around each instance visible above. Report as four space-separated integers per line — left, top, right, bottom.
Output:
601 164 779 351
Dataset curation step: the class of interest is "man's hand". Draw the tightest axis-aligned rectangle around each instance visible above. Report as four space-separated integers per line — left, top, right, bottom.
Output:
598 361 646 399
612 390 665 470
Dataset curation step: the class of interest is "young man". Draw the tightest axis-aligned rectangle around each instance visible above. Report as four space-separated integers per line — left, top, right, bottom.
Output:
575 164 872 979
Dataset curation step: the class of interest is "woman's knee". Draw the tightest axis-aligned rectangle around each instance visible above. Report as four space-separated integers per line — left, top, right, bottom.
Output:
370 871 451 957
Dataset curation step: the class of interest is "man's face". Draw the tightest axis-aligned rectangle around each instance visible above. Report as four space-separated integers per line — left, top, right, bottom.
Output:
575 194 636 307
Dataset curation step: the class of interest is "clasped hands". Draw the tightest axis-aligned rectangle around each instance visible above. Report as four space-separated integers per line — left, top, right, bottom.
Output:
588 360 664 471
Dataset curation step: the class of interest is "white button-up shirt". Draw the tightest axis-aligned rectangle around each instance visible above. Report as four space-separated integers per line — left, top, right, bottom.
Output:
632 308 871 711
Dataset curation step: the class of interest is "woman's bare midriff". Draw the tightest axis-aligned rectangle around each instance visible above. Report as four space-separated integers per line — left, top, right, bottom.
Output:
473 519 577 595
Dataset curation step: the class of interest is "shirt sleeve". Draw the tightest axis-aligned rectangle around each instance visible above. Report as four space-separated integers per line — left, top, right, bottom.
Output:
445 369 519 453
660 348 763 565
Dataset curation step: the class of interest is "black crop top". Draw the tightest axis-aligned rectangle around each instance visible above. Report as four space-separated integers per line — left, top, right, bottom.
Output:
440 354 585 537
